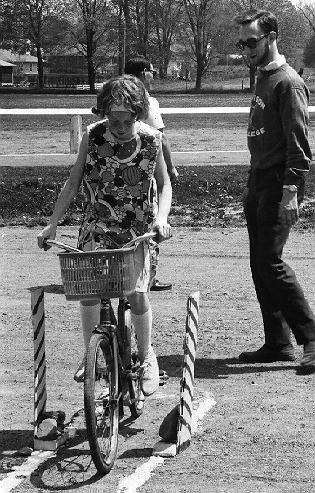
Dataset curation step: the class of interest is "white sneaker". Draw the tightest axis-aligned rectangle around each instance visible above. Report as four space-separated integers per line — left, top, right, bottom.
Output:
74 358 85 383
140 347 159 396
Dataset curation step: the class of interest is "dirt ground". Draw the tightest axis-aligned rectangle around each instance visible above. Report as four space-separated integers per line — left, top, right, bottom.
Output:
1 225 315 493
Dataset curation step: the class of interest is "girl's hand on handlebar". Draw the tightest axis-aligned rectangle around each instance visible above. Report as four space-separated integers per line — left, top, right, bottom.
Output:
154 222 172 243
37 224 57 250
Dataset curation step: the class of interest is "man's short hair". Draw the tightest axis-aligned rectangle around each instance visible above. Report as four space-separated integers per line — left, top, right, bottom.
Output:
234 9 278 37
124 55 150 77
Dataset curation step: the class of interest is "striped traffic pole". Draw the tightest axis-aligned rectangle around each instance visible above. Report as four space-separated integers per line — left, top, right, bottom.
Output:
31 287 47 440
176 291 199 454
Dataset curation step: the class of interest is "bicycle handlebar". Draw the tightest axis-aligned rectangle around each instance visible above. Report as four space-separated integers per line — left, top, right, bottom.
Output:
44 239 81 252
43 231 158 253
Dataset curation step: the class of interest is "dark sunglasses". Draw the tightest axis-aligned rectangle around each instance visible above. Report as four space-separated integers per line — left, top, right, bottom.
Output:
146 68 157 78
236 33 269 51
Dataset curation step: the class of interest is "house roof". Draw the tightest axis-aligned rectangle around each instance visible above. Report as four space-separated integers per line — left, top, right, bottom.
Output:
0 60 15 67
0 49 37 63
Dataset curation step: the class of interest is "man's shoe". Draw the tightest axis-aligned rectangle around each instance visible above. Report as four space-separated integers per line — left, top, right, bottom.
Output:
150 280 172 291
140 347 159 396
300 340 315 371
239 344 296 363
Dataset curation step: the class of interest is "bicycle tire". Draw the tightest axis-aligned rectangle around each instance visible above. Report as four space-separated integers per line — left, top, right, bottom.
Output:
84 332 119 474
124 304 144 419
117 299 144 419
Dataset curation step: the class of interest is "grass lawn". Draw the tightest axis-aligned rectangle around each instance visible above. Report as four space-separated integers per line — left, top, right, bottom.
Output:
0 164 314 229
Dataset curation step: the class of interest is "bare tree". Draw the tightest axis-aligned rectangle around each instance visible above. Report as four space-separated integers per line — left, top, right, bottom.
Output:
120 0 134 60
74 0 109 91
297 1 315 32
182 0 218 90
152 0 183 78
134 0 149 55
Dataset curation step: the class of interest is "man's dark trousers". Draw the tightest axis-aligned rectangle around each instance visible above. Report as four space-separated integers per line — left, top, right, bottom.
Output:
244 167 315 348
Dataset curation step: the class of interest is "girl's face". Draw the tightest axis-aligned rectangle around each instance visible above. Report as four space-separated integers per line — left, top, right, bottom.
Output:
107 111 137 141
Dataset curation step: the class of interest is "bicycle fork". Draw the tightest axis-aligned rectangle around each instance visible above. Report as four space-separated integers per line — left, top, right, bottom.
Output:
94 300 122 417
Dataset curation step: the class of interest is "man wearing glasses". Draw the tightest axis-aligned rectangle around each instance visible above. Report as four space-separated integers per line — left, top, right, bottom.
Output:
234 9 315 371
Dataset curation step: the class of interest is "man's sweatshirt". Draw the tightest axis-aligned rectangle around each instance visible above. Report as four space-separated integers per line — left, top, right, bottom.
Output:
247 61 312 186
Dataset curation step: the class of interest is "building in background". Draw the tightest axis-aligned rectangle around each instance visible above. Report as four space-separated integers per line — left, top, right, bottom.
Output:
0 49 38 86
0 59 15 85
44 52 88 87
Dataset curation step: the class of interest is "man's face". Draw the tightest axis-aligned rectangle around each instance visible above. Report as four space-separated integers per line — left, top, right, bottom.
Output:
238 20 271 68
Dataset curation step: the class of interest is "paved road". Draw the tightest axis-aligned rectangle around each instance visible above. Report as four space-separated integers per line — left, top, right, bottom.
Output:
0 150 250 167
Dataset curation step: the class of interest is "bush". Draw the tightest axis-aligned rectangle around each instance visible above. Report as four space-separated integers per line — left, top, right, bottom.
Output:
0 165 314 229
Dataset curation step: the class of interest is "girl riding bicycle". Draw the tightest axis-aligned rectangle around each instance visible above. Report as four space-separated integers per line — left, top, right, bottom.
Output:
37 75 172 397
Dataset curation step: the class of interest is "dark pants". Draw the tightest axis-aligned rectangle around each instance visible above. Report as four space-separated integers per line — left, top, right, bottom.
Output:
244 167 315 347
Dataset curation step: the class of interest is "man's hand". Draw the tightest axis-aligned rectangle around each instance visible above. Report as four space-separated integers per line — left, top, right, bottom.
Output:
279 189 299 227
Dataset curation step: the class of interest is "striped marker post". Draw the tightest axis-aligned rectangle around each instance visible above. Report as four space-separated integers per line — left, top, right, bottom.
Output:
31 287 47 443
176 291 199 454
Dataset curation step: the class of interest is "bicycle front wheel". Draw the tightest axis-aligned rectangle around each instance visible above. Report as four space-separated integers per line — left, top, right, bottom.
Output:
84 332 119 474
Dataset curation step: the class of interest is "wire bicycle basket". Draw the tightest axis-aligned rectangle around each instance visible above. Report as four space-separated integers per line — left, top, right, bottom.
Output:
57 246 137 300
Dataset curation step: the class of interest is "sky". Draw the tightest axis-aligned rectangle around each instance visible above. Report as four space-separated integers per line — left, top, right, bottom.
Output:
291 0 315 5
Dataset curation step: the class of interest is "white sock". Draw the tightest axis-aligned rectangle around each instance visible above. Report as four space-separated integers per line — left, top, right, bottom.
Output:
80 301 100 349
131 308 152 363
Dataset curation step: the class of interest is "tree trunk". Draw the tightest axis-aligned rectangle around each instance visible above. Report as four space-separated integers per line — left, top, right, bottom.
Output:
36 43 44 89
195 65 203 91
122 0 133 60
143 0 149 57
87 56 96 92
86 30 96 92
118 5 125 74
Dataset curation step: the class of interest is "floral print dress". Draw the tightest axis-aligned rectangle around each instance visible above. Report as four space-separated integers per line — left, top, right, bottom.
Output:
77 119 161 251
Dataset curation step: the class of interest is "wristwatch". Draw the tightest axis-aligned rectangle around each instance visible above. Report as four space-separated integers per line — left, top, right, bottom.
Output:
283 185 297 192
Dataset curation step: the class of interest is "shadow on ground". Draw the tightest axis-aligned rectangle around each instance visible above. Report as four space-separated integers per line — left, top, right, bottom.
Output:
158 354 298 380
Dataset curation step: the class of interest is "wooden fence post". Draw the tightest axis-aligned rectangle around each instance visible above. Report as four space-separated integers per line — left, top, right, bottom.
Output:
70 115 82 154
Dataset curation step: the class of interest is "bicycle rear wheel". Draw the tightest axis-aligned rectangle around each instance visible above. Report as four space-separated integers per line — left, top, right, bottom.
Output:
84 331 119 474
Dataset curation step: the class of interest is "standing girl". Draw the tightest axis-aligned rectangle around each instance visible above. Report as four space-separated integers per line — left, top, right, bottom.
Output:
37 75 172 397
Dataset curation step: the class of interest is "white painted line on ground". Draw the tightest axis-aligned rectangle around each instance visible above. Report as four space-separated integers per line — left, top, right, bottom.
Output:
117 456 164 493
0 395 216 493
117 393 216 493
191 396 217 434
154 393 177 399
0 451 54 493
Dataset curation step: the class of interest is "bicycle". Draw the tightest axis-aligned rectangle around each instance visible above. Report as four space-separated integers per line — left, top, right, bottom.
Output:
45 232 160 474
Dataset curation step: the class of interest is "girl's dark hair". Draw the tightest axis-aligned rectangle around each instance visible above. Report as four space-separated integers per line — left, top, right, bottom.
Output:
234 9 278 37
94 74 149 120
